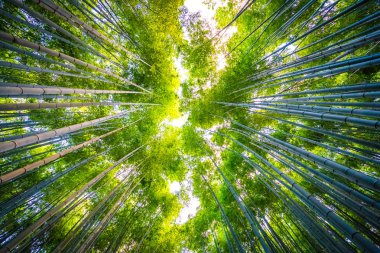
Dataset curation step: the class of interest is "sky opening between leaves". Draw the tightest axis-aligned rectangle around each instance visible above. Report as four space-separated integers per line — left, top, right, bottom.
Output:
0 0 379 252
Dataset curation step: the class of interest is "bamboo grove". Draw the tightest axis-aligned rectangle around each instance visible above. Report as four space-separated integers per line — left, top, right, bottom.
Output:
0 0 379 252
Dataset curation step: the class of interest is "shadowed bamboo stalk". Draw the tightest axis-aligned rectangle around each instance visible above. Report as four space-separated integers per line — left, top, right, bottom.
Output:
0 112 127 154
253 112 380 150
53 172 135 252
133 211 161 253
0 61 100 80
0 124 113 143
228 0 295 55
234 53 380 94
253 91 380 102
203 148 272 253
82 0 132 41
0 8 110 63
227 118 380 191
0 41 114 84
246 19 380 81
230 127 380 225
211 115 380 208
103 192 149 252
71 0 122 36
252 82 380 99
4 0 116 63
0 126 125 184
217 131 380 253
254 101 380 108
234 149 349 252
202 174 246 253
31 0 150 66
0 150 113 219
0 102 159 111
0 86 139 96
0 146 143 253
76 175 141 253
283 10 380 58
0 31 150 93
255 0 371 65
217 102 380 129
260 127 380 165
250 102 380 118
257 0 318 54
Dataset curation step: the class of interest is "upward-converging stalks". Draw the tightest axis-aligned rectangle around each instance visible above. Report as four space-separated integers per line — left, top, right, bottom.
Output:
0 0 379 251
0 146 143 253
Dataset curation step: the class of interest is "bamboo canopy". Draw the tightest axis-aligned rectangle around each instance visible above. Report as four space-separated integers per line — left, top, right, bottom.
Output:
0 0 379 252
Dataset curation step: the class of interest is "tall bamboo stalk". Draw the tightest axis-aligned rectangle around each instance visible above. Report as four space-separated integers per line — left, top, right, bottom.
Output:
0 127 125 184
0 112 127 154
0 31 150 93
0 146 143 253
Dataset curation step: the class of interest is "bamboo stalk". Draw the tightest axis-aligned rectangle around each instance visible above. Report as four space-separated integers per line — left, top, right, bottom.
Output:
0 86 139 96
0 146 142 253
0 102 158 111
0 31 150 93
0 127 124 184
0 112 127 154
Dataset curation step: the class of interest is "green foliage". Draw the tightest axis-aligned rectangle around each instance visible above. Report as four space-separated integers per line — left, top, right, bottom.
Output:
0 0 379 252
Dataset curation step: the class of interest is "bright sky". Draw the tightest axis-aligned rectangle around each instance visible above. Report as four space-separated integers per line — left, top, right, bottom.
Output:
169 172 201 225
176 196 201 224
164 0 238 226
161 112 189 128
169 181 181 193
174 55 189 83
184 0 224 34
185 0 214 16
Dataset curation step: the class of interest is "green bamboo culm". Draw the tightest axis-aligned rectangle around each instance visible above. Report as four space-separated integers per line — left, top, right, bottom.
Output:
0 0 379 252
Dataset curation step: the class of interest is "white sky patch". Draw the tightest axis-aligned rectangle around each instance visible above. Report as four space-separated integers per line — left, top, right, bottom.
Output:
184 0 219 32
216 53 227 71
204 80 212 89
60 139 70 147
176 195 201 224
161 112 189 129
182 26 191 42
183 0 229 34
260 127 273 135
172 172 201 225
174 55 189 83
181 248 196 253
176 86 183 99
218 25 238 44
287 44 297 53
170 181 181 194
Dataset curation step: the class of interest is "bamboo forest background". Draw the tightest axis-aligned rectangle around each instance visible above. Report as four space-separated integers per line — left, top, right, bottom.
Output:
0 0 379 252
